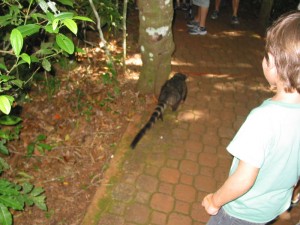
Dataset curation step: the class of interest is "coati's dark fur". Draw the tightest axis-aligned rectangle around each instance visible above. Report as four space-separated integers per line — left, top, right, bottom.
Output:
130 73 188 149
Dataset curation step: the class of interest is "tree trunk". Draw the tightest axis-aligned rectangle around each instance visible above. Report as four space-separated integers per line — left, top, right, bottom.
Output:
137 0 175 97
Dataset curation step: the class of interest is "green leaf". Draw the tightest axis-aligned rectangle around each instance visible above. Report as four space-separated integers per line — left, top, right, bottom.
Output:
31 195 47 211
10 29 23 56
56 34 74 54
16 24 40 38
0 158 9 174
75 47 86 54
0 115 22 126
0 196 23 210
73 16 94 23
30 187 44 197
46 12 55 22
0 131 9 140
35 48 54 56
0 180 19 195
36 134 47 141
10 79 23 88
42 58 51 72
0 96 12 115
30 13 48 21
38 0 49 13
63 19 77 35
20 53 31 65
0 15 13 27
21 183 34 195
30 55 39 63
37 143 52 151
27 143 35 157
0 76 11 83
44 24 59 34
52 18 59 31
55 12 74 20
0 140 9 155
0 203 12 225
0 64 7 71
57 0 74 7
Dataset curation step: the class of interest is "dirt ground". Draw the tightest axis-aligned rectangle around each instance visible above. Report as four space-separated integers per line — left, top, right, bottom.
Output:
5 8 146 225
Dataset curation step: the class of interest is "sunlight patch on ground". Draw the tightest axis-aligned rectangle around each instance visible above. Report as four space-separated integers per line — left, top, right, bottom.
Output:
177 110 205 121
172 58 194 66
126 53 142 66
212 30 263 39
125 53 142 80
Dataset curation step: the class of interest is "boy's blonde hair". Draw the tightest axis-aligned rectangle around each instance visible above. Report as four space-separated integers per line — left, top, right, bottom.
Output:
265 11 300 93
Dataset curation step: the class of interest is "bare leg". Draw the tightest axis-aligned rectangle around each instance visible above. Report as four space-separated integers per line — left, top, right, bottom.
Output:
200 6 209 27
214 0 221 11
194 6 201 22
232 0 240 16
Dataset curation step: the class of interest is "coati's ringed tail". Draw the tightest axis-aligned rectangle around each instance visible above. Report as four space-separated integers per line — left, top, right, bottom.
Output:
130 73 188 149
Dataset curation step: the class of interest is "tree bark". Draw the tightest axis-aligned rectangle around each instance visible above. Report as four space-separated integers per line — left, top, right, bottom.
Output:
137 0 175 97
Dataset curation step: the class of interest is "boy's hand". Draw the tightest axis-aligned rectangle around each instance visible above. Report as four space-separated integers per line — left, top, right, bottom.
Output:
202 193 220 215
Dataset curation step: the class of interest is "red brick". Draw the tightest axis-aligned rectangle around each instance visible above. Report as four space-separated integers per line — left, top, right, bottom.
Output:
174 184 196 203
198 152 218 168
125 203 150 224
202 134 220 147
172 128 189 140
180 159 199 175
159 182 173 195
194 175 216 192
167 159 179 168
136 174 158 193
186 152 198 161
150 193 174 213
151 211 167 225
167 212 192 225
185 140 203 153
175 201 190 214
180 174 193 185
191 202 210 223
159 167 180 184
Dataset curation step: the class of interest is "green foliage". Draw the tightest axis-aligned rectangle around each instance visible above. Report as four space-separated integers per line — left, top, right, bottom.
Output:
27 134 53 157
0 0 124 223
0 180 47 225
0 1 92 223
0 0 93 93
74 0 122 30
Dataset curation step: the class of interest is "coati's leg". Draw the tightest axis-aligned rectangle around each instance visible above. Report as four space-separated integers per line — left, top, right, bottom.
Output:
183 89 188 101
171 102 181 111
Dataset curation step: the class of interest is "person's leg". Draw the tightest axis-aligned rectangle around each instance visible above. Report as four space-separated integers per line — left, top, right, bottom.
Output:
207 208 266 225
232 0 239 16
231 0 240 24
211 0 221 19
187 6 200 27
214 0 221 11
188 0 209 35
189 5 208 35
194 6 201 22
199 6 209 27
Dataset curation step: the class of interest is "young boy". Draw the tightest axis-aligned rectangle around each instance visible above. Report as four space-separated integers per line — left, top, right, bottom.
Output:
202 11 300 225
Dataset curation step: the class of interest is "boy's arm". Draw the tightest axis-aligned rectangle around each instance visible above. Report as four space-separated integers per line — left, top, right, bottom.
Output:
202 160 259 215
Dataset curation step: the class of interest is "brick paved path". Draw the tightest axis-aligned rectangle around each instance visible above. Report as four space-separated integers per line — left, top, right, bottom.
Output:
82 6 300 225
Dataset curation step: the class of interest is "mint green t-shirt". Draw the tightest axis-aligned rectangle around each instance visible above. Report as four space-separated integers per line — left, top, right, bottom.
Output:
223 99 300 223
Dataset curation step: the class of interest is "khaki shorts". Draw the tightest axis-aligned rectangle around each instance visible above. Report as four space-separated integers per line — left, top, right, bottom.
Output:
192 0 210 8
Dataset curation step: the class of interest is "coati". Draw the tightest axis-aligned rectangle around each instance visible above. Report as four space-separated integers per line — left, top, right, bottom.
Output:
130 73 188 149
